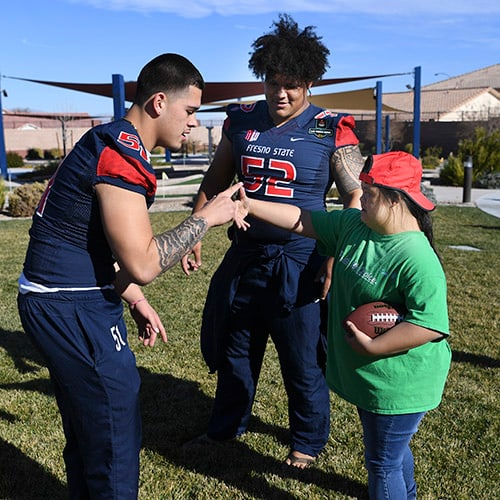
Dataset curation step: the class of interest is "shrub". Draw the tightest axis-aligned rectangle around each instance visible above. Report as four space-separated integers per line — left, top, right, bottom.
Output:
404 143 413 155
6 152 24 169
0 176 5 211
44 149 62 160
439 154 463 186
26 148 43 160
421 146 442 169
457 127 500 183
33 162 59 178
7 181 47 217
475 171 500 189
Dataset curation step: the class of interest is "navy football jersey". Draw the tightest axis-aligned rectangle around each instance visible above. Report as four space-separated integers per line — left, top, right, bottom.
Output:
22 118 156 288
224 101 359 242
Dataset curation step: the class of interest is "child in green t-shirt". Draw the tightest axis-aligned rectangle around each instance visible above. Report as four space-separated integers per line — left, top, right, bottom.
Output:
233 151 451 499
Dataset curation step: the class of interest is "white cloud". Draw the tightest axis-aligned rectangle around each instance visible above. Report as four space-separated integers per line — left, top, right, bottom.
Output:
69 0 500 18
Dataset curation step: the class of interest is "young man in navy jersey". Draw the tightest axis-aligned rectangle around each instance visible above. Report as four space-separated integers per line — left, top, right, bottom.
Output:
182 15 364 468
17 53 241 499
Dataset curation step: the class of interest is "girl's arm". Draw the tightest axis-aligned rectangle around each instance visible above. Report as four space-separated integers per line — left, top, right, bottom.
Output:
235 187 319 239
344 320 444 356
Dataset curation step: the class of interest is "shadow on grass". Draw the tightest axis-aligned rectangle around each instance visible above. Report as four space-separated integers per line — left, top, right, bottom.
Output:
139 367 368 499
0 438 66 499
0 328 46 374
468 224 500 231
0 329 65 499
0 329 366 498
452 350 500 368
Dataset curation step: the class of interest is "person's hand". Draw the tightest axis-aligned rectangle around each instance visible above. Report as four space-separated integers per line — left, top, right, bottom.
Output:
196 183 244 228
181 241 202 276
233 186 250 230
343 320 376 356
315 257 333 300
129 299 167 347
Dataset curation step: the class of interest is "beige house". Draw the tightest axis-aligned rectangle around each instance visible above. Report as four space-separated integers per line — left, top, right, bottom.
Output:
382 63 500 122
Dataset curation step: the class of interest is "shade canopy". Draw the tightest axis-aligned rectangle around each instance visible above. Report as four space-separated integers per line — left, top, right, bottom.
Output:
308 88 402 112
204 87 403 112
7 72 406 105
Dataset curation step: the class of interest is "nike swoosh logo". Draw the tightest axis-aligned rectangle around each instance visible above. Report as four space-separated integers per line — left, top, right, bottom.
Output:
290 137 304 142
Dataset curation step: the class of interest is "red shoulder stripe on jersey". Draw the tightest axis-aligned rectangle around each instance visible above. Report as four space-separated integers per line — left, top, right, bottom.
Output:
97 146 156 197
335 115 359 148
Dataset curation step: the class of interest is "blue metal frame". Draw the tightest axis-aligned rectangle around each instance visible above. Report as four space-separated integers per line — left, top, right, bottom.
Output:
0 82 8 179
412 66 421 158
375 81 383 154
385 114 391 152
112 74 126 120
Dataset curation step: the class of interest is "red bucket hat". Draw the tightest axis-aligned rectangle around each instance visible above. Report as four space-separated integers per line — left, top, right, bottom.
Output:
359 151 435 212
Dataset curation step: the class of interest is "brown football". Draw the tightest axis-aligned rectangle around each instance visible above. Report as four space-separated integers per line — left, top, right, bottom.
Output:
343 301 405 338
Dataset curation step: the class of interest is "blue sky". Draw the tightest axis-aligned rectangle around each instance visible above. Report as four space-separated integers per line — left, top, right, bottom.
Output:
1 0 499 118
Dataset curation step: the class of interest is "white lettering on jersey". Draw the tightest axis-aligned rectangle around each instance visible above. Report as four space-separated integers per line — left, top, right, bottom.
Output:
110 324 126 351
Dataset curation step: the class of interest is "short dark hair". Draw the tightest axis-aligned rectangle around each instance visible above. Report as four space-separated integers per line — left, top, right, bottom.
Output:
134 53 205 105
248 13 330 84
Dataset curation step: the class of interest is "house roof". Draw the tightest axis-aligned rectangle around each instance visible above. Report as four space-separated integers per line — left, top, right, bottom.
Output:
380 64 500 118
423 63 500 91
383 87 500 114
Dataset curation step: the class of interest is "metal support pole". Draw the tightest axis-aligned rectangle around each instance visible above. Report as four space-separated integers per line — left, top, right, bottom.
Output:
375 81 382 154
112 74 126 120
463 156 473 203
207 125 214 163
0 83 8 179
412 66 421 158
60 118 68 157
384 114 391 152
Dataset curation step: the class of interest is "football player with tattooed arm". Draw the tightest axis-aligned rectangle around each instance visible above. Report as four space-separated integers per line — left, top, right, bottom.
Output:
17 53 241 499
181 14 364 469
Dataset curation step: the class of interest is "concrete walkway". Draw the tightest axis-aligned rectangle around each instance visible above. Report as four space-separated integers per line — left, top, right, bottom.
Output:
475 191 500 218
431 185 500 218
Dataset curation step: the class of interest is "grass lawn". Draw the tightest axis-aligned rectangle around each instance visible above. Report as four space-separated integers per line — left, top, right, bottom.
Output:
0 206 498 499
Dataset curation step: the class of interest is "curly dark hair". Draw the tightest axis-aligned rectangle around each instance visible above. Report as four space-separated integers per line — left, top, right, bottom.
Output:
248 13 330 84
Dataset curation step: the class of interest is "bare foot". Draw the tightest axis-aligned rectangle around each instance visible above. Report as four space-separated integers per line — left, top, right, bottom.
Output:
284 450 316 469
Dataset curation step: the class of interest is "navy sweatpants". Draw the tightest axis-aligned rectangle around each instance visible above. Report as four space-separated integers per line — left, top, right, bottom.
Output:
18 289 141 500
206 254 330 457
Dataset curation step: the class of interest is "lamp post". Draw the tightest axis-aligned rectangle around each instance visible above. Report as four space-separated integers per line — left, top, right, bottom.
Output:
0 78 8 179
463 156 473 203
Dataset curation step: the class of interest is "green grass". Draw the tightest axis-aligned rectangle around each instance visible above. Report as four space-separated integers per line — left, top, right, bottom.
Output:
0 206 499 499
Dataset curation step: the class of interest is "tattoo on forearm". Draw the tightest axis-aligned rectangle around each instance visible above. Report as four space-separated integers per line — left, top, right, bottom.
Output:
331 145 364 197
153 215 208 273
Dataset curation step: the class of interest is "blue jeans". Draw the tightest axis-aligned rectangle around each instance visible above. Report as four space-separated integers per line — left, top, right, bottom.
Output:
357 408 426 500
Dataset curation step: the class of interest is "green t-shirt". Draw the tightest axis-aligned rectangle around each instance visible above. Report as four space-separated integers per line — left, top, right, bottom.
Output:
311 208 451 414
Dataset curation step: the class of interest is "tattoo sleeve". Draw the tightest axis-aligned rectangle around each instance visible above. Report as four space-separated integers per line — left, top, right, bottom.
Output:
331 144 364 198
153 215 208 273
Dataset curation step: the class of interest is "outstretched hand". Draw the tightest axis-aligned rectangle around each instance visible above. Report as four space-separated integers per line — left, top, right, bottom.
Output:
197 182 246 228
233 186 251 230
